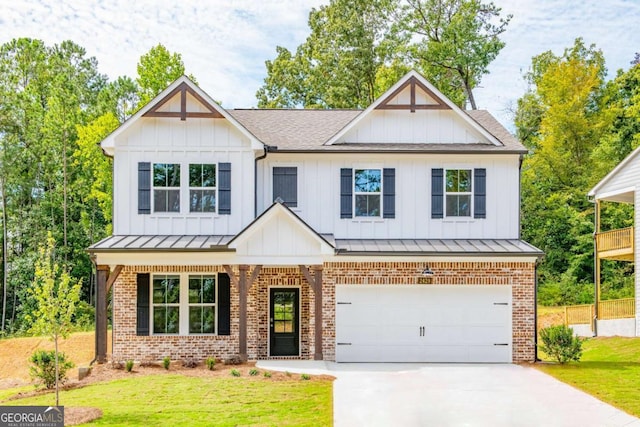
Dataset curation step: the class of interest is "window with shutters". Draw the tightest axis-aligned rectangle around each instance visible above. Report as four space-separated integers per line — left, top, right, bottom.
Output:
354 169 382 217
152 275 180 334
189 164 216 213
445 169 472 217
188 275 216 334
273 167 297 207
153 163 181 212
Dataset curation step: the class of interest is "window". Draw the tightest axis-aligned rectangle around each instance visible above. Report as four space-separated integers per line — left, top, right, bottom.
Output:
153 163 180 212
354 169 381 217
273 167 297 207
189 164 216 212
152 275 180 334
445 169 472 217
188 275 216 334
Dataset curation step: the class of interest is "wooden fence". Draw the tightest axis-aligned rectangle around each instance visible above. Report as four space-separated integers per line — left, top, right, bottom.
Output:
564 298 635 327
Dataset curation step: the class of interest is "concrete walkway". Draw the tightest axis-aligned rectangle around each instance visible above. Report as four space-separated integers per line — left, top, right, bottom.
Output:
257 361 640 427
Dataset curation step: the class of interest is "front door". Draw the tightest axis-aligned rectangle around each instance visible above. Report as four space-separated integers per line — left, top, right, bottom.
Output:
270 288 300 356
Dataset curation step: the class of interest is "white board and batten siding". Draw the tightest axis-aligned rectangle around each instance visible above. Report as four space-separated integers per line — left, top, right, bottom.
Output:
335 285 513 363
112 112 256 236
258 153 520 240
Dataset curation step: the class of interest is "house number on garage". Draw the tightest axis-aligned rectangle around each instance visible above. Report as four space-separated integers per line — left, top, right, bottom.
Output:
417 277 433 284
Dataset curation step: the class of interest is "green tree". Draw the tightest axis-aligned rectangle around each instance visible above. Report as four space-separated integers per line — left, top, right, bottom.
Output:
136 44 193 108
517 39 616 299
27 233 82 405
400 0 511 108
257 0 406 108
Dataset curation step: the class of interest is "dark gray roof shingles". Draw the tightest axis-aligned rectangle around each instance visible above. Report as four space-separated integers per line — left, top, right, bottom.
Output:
228 108 526 153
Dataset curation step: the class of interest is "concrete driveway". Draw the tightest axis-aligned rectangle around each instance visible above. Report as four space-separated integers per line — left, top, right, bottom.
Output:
257 361 640 427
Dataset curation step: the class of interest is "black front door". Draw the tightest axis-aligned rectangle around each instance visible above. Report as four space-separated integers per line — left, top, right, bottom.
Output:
270 288 299 356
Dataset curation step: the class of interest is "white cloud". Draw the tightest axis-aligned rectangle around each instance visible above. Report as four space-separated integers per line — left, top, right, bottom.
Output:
0 0 638 124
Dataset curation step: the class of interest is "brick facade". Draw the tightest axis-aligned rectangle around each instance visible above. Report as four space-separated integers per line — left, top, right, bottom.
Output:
111 261 536 363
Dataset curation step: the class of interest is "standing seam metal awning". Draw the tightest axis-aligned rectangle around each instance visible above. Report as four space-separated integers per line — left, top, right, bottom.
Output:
88 235 234 251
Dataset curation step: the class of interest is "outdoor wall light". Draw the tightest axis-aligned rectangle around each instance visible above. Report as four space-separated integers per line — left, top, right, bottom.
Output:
421 265 434 276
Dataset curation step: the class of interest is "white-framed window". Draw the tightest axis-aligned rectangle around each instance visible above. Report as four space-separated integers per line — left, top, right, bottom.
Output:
152 275 180 334
445 169 472 217
354 168 382 217
188 275 216 334
151 274 217 335
189 164 217 213
153 163 181 212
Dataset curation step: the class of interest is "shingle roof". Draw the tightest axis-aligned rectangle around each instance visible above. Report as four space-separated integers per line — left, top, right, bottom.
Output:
228 109 526 153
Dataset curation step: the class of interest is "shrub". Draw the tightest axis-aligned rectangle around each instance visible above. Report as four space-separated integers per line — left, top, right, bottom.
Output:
206 357 216 371
539 325 583 364
30 350 74 389
230 369 241 377
163 356 171 370
301 373 311 381
249 368 259 376
263 371 272 378
125 360 134 372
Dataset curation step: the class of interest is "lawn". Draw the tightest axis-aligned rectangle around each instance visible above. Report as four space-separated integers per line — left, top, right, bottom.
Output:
536 336 640 418
2 373 333 426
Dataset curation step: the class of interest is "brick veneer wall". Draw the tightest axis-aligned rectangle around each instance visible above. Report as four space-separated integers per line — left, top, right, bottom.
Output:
111 261 536 363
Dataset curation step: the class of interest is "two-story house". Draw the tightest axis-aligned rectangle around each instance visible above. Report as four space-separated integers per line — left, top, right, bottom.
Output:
89 71 542 364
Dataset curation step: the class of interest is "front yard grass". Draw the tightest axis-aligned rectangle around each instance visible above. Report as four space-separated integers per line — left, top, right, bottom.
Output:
536 336 640 417
2 374 332 426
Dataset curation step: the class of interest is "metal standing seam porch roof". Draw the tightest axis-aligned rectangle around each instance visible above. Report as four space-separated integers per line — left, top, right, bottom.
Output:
89 235 542 256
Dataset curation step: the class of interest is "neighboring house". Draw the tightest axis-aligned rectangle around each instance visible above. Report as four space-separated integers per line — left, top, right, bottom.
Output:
88 71 542 364
588 147 640 337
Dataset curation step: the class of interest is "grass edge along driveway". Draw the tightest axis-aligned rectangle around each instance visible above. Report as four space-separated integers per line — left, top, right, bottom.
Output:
536 336 640 418
1 373 333 426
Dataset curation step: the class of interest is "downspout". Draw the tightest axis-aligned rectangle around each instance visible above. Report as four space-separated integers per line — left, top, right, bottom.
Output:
535 260 540 362
254 147 268 217
89 254 98 366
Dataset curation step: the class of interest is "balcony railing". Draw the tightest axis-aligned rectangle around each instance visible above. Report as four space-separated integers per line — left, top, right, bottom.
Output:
596 227 634 261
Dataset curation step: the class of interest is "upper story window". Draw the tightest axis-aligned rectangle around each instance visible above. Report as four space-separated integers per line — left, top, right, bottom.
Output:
153 163 180 212
152 274 180 334
188 275 216 334
354 169 382 217
445 169 472 217
189 164 216 213
273 167 298 207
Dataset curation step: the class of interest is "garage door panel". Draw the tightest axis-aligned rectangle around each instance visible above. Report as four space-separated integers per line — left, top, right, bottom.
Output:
335 285 512 363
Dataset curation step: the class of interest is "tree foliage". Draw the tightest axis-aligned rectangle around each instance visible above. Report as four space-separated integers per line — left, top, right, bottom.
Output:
517 39 640 303
27 233 82 404
136 44 193 108
257 0 510 109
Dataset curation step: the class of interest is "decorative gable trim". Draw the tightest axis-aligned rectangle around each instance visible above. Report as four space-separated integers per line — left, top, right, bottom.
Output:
142 81 224 120
324 70 503 147
100 75 263 156
376 76 450 112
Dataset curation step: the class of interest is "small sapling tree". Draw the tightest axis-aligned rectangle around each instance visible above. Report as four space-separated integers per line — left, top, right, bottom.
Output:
27 232 82 406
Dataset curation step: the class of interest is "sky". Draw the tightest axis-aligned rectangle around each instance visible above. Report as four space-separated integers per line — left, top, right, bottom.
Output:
0 0 638 129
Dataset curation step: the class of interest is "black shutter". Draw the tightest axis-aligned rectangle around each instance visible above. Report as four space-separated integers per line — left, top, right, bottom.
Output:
383 168 395 219
136 273 150 336
340 168 353 218
474 168 487 219
431 168 444 219
218 162 231 215
217 273 231 335
138 162 151 214
273 167 298 207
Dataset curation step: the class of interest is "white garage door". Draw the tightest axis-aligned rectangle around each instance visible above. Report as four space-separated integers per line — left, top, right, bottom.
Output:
336 285 512 363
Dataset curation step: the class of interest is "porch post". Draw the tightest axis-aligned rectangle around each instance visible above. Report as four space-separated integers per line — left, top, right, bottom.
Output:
238 265 249 361
313 266 323 361
96 265 109 363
